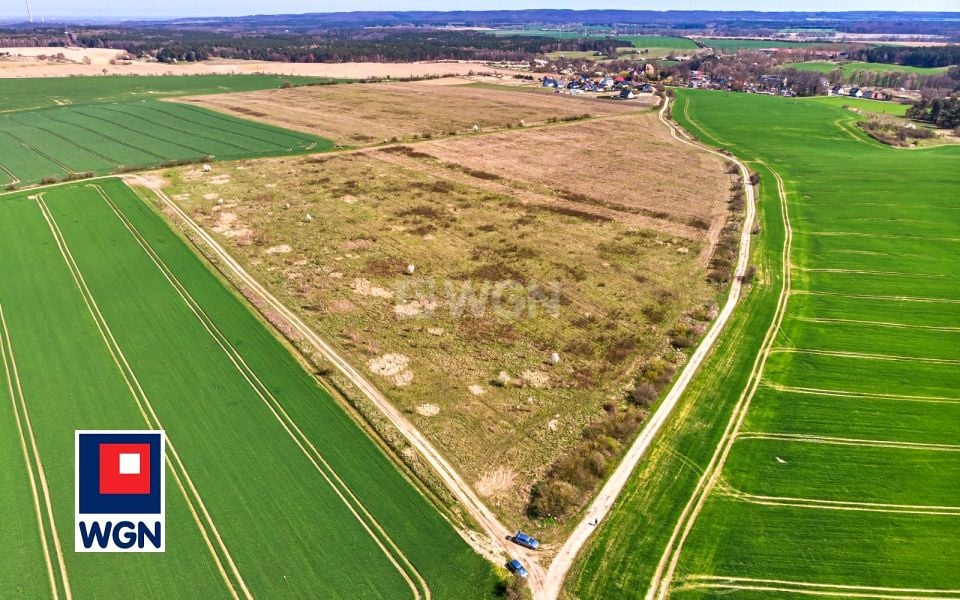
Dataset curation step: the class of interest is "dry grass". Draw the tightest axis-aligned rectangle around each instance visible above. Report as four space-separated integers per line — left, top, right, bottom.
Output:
176 81 647 145
416 114 729 242
164 144 721 528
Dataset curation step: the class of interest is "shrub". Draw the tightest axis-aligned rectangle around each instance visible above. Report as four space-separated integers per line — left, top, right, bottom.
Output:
528 480 579 519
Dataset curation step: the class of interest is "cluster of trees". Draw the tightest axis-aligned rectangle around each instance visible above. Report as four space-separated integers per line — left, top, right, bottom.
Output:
847 45 960 69
907 96 960 129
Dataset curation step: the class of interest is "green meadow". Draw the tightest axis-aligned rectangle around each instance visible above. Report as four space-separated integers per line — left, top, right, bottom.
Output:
703 38 832 51
0 179 499 598
800 95 910 116
782 60 951 76
570 90 960 597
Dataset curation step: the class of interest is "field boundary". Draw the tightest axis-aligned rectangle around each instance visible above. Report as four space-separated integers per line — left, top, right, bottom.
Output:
0 304 72 600
647 159 793 600
90 183 429 600
35 194 251 600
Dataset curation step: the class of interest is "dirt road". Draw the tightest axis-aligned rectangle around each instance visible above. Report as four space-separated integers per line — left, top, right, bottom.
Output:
129 176 548 592
539 97 758 600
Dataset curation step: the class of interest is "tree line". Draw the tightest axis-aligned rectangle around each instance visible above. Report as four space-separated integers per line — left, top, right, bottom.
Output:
54 29 621 64
847 45 960 69
907 97 960 129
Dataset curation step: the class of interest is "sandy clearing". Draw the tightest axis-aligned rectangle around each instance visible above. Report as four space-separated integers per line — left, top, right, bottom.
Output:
0 46 124 65
475 466 517 500
0 57 521 79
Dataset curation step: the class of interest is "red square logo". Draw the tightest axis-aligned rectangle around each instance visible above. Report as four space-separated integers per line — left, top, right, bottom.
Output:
99 443 151 495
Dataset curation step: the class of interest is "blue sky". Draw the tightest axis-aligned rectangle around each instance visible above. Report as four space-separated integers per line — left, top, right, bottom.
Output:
6 1 959 19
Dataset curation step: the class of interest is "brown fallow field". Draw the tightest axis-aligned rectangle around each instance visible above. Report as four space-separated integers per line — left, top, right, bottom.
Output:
160 84 731 541
175 81 647 146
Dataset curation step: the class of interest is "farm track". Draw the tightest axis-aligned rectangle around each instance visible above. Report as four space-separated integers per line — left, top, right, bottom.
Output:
717 485 960 516
736 432 960 452
90 184 429 600
647 160 793 600
541 96 757 600
767 384 960 404
34 194 251 600
0 305 71 600
128 175 547 592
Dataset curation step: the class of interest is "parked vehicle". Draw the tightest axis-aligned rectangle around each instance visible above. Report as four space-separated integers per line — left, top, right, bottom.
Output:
506 559 529 578
511 531 540 550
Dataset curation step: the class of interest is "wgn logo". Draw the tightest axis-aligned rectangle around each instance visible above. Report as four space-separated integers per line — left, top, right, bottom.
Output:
75 431 165 552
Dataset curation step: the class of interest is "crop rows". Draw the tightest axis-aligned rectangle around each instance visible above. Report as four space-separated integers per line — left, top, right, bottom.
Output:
0 179 497 598
571 90 960 598
0 101 329 185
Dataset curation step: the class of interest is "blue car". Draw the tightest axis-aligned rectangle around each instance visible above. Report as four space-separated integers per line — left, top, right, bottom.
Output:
512 530 540 550
506 559 529 579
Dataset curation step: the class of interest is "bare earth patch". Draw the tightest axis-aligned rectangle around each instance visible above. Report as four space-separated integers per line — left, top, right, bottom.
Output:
368 353 414 387
476 466 518 502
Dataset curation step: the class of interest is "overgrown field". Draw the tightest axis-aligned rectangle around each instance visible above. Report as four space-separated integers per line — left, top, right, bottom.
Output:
0 178 500 598
570 90 960 597
0 76 334 187
162 106 731 535
176 81 646 146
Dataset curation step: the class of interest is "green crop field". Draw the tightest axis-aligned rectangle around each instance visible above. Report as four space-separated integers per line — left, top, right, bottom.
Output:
0 99 332 187
617 36 699 50
0 74 337 112
569 90 960 598
800 95 910 116
0 178 499 598
782 60 951 76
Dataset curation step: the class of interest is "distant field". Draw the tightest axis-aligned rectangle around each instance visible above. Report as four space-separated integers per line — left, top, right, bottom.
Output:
0 178 499 598
163 104 730 531
0 74 335 112
800 95 910 116
702 38 834 51
178 81 643 146
782 60 950 76
0 101 328 186
618 36 699 50
571 89 960 598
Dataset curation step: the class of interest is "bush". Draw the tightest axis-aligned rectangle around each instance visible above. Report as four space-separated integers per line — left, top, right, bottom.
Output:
631 382 658 407
528 480 579 519
741 265 757 284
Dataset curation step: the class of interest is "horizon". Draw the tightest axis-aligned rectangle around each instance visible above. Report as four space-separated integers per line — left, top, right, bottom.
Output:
3 4 960 21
